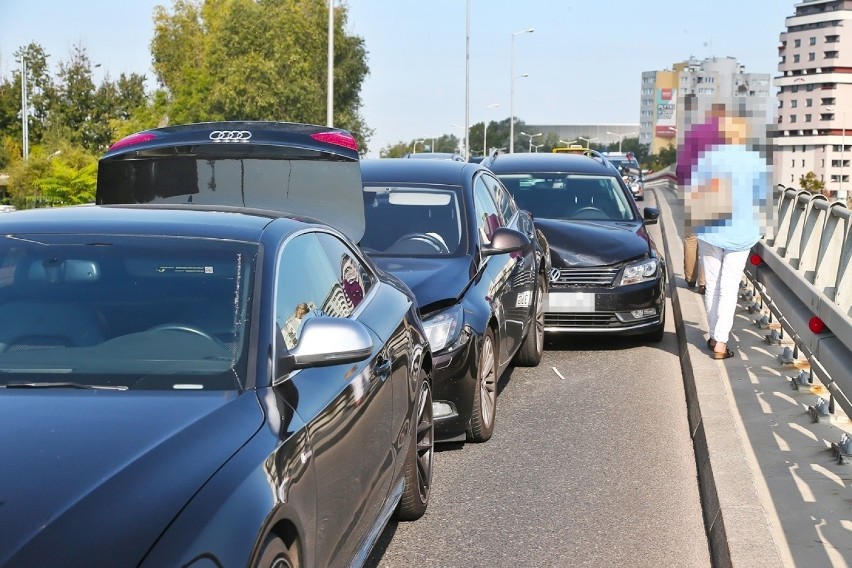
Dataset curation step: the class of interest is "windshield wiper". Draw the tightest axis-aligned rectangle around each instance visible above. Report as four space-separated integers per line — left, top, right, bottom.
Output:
1 382 128 391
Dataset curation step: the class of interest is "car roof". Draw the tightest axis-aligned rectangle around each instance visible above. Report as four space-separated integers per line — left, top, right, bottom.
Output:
0 204 319 242
98 121 365 243
483 152 619 176
361 158 481 187
401 152 466 162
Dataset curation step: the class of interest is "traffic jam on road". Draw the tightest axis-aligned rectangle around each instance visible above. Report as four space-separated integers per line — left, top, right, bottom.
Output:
0 122 664 567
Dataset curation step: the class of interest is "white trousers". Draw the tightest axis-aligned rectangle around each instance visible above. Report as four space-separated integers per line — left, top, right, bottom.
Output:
698 241 750 344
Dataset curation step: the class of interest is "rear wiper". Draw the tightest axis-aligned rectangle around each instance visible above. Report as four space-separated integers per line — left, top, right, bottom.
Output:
1 382 128 391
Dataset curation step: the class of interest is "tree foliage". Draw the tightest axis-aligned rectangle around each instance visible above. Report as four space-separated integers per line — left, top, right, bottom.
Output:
799 171 826 194
151 0 371 146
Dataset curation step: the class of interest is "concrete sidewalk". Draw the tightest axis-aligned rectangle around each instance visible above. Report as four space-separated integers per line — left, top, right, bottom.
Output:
652 186 852 568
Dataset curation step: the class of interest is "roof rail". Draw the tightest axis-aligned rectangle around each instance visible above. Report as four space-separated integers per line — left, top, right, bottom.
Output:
583 149 607 163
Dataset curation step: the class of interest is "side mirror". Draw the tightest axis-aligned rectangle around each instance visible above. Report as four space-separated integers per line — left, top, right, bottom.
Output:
276 317 373 381
482 227 531 257
643 207 661 225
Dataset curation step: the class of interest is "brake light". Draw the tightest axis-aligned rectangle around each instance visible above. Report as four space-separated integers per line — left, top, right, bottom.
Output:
749 253 763 266
311 131 358 151
108 132 157 151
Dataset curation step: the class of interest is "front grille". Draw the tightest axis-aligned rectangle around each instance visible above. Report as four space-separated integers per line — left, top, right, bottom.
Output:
550 266 620 287
545 312 620 328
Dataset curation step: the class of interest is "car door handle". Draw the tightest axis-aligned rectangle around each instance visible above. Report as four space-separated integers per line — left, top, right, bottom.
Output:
375 357 392 378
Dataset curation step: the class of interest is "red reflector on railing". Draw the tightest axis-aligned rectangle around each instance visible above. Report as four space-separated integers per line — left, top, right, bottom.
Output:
311 131 358 152
749 253 763 266
108 132 157 151
809 317 827 334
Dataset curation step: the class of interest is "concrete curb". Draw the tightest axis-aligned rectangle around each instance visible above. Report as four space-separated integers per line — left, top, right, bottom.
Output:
652 187 785 568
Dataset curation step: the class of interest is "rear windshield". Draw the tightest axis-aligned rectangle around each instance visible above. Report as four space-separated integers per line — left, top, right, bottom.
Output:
0 234 256 391
98 145 364 241
496 174 636 222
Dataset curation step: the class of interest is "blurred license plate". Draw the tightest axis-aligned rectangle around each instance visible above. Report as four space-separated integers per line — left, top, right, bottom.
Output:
546 292 596 313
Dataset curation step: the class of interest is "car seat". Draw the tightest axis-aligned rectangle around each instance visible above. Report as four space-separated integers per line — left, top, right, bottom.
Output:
0 300 108 352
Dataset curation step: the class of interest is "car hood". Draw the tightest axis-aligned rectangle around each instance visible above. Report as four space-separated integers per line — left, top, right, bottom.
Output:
371 255 474 310
535 218 651 267
0 389 263 566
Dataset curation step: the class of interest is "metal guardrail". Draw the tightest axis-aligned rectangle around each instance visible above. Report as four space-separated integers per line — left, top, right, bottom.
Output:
745 187 852 424
646 168 851 430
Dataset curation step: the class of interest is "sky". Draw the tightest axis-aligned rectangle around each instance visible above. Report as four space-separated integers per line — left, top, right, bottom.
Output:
0 1 795 157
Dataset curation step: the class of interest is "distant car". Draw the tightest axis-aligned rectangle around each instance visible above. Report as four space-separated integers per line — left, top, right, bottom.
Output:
402 152 466 162
0 122 434 568
602 151 644 200
360 158 549 443
482 152 666 342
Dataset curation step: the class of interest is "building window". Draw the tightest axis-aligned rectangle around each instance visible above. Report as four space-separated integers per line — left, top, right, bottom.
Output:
790 115 797 123
792 85 799 93
779 100 784 108
822 97 835 105
806 114 812 122
802 160 806 167
809 52 816 61
791 100 798 108
806 99 813 107
792 159 796 167
810 37 816 46
806 84 814 92
795 39 802 47
794 54 801 63
781 56 787 64
825 51 839 59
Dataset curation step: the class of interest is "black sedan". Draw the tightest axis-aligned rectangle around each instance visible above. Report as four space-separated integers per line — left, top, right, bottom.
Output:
0 123 433 567
483 152 666 342
360 158 548 443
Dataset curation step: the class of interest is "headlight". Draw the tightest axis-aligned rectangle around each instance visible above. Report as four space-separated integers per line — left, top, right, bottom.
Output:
619 258 658 286
422 304 464 352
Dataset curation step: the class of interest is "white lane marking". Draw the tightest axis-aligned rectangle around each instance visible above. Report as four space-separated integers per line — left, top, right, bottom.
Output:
552 366 566 380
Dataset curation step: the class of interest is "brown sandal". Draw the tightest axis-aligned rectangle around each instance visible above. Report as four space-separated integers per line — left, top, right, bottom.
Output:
712 347 735 360
707 338 716 351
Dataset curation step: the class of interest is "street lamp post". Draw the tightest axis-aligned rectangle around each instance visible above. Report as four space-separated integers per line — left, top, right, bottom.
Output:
532 143 544 153
509 27 534 154
326 0 334 127
483 102 500 156
606 131 637 153
519 131 542 153
577 136 597 149
20 57 28 160
412 139 425 154
558 139 574 148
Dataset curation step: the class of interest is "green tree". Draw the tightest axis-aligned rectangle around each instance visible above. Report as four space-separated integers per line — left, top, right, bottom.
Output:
151 0 371 148
379 134 460 158
0 43 55 154
798 171 825 195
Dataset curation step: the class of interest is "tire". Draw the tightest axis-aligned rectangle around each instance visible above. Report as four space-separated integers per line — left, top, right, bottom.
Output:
254 534 299 568
513 276 545 367
467 329 497 443
395 378 434 521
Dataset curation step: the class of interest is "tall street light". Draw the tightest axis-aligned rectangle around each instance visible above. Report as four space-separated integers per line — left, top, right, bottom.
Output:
509 27 534 154
558 139 574 148
20 57 28 160
532 143 544 153
412 139 425 154
606 131 636 153
326 0 334 127
577 136 597 149
519 131 542 153
483 102 500 156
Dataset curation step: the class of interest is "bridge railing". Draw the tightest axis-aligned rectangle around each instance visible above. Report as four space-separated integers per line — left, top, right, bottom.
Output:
645 170 851 424
747 187 852 422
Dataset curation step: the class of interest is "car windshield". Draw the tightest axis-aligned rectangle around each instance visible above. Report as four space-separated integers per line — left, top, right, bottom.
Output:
360 185 467 256
606 157 641 176
496 174 636 222
0 234 256 391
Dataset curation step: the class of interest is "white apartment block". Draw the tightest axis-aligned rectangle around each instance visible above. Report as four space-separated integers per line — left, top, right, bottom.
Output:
775 0 852 200
640 57 770 155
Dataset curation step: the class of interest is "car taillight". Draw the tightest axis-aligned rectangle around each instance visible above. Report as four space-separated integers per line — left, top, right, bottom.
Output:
108 132 157 151
311 131 358 151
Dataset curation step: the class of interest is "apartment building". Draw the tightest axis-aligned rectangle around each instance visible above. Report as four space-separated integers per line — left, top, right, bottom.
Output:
641 57 770 155
775 0 852 200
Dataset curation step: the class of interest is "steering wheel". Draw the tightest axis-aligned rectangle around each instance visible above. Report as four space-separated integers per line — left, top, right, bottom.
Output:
147 324 218 342
392 233 451 253
571 207 607 220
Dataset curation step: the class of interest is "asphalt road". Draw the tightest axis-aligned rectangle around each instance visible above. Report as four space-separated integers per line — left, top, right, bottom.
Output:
366 193 712 568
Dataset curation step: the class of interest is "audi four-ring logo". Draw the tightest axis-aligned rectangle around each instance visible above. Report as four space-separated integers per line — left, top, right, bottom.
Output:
209 130 252 143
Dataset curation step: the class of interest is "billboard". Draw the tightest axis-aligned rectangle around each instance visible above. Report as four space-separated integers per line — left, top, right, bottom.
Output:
655 88 677 138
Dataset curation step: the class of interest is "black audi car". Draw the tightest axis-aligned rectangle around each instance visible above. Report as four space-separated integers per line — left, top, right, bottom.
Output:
359 158 549 443
482 152 665 341
0 123 433 567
